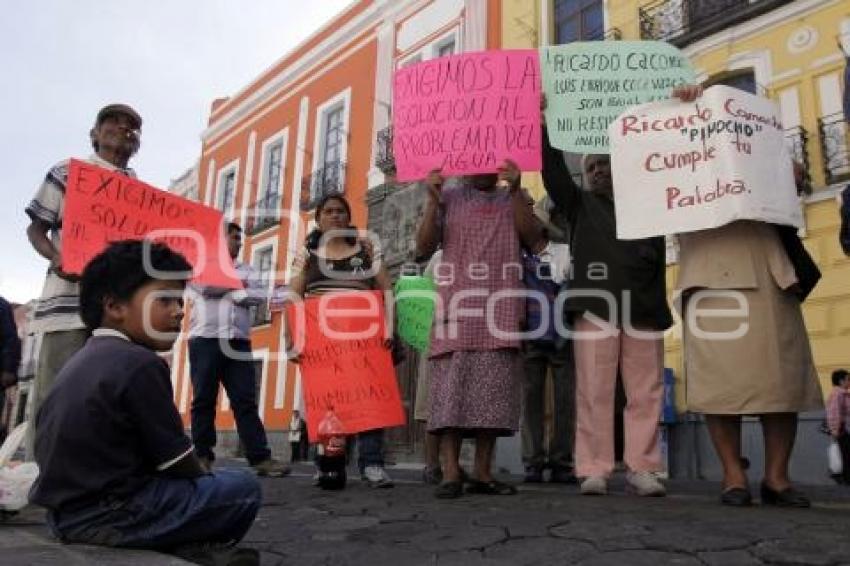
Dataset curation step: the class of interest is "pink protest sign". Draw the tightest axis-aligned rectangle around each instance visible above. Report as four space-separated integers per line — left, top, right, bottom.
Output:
392 49 542 182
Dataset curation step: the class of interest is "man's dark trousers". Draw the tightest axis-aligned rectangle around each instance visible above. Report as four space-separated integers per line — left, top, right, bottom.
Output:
189 337 271 464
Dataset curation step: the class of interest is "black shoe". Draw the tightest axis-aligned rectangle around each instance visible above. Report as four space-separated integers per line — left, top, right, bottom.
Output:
549 466 578 484
720 487 752 507
435 480 464 499
760 483 810 508
524 466 544 483
172 543 260 566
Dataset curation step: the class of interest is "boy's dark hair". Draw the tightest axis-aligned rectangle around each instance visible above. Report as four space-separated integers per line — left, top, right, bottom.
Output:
80 240 192 330
832 369 849 387
227 222 242 234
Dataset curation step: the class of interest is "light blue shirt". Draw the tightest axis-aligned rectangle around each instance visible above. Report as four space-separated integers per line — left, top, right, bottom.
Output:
187 261 268 340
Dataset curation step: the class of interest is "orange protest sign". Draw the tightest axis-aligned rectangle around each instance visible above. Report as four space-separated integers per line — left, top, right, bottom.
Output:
285 290 406 442
62 159 242 288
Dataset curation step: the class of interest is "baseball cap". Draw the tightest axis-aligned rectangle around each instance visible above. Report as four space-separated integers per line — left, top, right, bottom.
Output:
95 104 142 130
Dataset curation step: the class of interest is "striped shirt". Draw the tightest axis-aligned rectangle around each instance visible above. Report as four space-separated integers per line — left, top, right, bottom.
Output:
25 155 136 333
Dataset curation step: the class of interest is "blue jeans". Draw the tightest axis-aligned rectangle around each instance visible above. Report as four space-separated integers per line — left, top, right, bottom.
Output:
47 469 261 549
188 338 271 464
356 429 385 472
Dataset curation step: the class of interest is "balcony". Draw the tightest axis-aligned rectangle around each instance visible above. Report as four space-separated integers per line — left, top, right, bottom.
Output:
300 160 346 211
817 112 850 186
375 126 395 175
244 192 281 235
639 0 793 47
784 126 811 195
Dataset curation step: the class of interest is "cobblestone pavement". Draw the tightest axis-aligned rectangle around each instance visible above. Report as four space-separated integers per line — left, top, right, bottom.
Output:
3 462 850 565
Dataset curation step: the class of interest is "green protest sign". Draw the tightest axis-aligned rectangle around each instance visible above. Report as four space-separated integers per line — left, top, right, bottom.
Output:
541 41 695 153
394 276 437 353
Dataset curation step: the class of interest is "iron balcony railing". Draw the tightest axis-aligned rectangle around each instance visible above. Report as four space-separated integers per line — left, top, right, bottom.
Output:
375 126 395 174
817 112 850 187
300 160 346 211
244 192 281 235
784 126 811 195
639 0 792 47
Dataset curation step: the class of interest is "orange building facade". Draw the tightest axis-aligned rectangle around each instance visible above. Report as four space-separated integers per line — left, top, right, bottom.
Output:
169 0 503 447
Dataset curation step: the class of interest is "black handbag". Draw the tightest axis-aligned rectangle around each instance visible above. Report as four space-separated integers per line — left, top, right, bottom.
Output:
774 224 821 302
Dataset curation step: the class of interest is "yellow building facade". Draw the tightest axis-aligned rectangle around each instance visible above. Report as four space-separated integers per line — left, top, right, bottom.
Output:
501 0 850 411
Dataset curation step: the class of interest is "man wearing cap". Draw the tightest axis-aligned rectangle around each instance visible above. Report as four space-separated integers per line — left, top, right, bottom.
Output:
24 104 142 454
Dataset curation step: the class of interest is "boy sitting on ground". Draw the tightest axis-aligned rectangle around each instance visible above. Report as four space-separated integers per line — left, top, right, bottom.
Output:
29 240 261 564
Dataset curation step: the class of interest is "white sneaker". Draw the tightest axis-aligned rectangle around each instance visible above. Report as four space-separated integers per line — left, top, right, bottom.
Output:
626 471 666 497
580 476 607 495
361 465 394 488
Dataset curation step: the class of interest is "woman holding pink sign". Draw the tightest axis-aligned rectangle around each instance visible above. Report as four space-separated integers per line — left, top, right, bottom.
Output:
416 160 542 499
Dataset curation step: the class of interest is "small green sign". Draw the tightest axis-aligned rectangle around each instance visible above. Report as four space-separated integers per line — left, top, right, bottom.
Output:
394 276 437 353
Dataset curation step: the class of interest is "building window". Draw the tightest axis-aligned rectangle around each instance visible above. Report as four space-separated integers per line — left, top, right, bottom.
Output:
321 106 344 169
705 70 757 95
436 41 455 57
218 168 236 217
262 140 283 200
251 246 274 326
255 246 273 287
398 28 459 68
434 34 456 58
307 89 350 208
317 105 344 191
554 0 604 44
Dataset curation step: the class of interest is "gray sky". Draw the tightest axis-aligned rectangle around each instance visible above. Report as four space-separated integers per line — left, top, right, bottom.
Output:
0 0 351 304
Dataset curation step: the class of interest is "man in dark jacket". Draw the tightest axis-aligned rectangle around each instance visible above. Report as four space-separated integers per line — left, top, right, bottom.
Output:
541 128 671 498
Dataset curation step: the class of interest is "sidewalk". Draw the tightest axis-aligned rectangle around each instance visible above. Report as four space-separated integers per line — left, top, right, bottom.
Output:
3 462 850 565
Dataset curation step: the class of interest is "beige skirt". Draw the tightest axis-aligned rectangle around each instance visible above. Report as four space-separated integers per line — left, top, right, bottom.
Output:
682 272 823 414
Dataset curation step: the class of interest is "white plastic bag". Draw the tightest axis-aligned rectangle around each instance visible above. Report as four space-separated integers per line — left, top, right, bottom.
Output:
0 462 39 511
0 422 39 511
537 242 571 284
828 441 843 475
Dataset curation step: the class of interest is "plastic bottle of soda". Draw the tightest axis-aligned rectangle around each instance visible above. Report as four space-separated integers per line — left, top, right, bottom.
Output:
316 409 347 490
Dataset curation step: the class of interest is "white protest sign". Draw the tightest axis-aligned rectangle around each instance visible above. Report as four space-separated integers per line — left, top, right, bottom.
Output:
610 85 803 240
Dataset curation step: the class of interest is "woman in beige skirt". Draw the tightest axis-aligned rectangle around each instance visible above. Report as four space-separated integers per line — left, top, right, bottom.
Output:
678 220 823 507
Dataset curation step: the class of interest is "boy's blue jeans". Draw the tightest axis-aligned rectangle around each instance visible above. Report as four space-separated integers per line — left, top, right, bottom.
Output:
356 429 385 472
47 469 260 549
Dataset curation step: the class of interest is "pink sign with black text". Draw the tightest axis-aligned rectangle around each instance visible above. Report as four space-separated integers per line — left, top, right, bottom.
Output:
392 49 542 182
